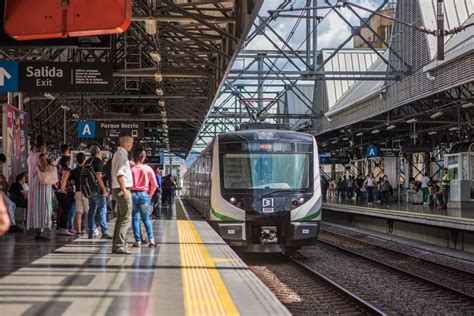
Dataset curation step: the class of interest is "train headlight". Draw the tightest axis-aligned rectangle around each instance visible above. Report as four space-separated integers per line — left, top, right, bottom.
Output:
229 197 236 204
298 197 305 204
292 199 300 207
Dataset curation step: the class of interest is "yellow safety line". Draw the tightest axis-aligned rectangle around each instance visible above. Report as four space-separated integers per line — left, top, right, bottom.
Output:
324 203 474 222
178 220 240 316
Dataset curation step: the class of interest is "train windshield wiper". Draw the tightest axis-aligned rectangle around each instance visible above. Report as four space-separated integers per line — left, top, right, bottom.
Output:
260 189 294 197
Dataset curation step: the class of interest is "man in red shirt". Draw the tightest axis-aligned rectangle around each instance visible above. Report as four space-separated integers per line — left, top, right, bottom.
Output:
130 149 157 247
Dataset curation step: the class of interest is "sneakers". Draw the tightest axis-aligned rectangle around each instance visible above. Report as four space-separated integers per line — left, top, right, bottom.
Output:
423 202 428 206
133 241 142 248
112 247 131 255
149 241 157 248
58 228 75 236
93 228 100 237
101 234 113 240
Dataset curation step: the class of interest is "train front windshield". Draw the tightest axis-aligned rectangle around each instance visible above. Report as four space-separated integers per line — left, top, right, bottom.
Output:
223 153 310 190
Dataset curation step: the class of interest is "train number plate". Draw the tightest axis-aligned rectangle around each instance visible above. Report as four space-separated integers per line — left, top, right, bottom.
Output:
262 198 274 213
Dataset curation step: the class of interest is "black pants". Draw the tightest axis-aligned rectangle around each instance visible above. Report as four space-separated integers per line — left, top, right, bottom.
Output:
162 189 173 204
56 192 74 230
382 191 390 206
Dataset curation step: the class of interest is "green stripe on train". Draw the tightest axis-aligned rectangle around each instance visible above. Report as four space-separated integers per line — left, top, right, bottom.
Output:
294 209 321 222
211 208 238 221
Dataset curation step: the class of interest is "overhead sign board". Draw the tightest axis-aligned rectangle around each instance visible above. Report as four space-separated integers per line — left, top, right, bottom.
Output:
78 121 96 139
367 146 379 158
0 61 113 92
0 60 18 92
96 122 144 139
380 147 402 157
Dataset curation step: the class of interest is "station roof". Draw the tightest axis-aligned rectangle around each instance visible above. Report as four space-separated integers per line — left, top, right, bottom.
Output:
2 0 262 157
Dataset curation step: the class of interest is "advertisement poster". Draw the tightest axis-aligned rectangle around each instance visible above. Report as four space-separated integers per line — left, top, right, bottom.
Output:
7 105 28 184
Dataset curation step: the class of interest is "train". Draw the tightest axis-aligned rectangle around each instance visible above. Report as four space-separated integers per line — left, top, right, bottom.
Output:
183 124 322 252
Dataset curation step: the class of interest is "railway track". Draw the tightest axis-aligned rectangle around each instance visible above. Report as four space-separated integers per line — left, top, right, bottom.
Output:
319 230 474 299
245 254 385 315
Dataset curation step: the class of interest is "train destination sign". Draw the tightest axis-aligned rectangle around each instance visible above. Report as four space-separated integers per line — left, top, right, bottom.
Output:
0 61 113 92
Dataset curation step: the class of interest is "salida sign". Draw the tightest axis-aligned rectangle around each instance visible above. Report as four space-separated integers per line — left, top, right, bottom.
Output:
0 60 113 92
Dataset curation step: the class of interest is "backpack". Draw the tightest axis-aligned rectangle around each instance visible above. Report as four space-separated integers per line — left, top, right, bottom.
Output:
80 158 100 198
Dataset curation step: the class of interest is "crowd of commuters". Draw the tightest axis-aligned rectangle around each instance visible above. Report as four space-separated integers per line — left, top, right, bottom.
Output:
0 134 179 254
323 174 393 208
322 168 451 209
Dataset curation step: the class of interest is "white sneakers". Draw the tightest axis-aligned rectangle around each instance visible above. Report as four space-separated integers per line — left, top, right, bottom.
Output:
58 228 75 236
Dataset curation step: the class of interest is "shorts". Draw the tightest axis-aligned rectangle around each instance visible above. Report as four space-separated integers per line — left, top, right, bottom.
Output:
74 191 89 214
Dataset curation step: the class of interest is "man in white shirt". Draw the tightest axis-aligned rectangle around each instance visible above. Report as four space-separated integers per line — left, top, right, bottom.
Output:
421 173 430 206
111 135 134 254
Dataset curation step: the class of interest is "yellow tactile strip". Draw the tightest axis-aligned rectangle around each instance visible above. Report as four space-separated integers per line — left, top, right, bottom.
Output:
177 220 240 316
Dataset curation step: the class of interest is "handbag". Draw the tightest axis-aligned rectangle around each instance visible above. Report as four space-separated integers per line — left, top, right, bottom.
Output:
37 164 59 185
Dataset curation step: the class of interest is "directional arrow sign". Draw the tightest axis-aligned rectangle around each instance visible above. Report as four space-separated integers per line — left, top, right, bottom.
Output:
0 67 12 86
0 60 19 92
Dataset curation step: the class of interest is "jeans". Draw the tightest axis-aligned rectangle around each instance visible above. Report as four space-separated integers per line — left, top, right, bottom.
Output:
88 194 109 236
132 191 154 242
68 204 76 230
367 186 374 203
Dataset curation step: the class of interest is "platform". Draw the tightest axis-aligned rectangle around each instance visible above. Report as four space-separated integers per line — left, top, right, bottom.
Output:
323 201 474 231
0 199 289 316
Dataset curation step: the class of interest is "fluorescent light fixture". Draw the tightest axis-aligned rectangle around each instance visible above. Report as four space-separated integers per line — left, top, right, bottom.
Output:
342 137 349 141
44 93 55 101
23 97 31 104
462 102 473 108
449 126 460 131
60 105 70 111
156 88 163 96
160 111 166 117
430 111 443 119
154 73 163 82
406 118 417 123
409 134 418 139
331 140 338 144
428 131 438 135
386 124 396 130
150 51 161 63
356 132 364 136
371 129 380 134
145 18 157 35
72 113 80 119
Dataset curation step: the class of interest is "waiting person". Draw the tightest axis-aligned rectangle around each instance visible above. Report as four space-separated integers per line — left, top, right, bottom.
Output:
441 168 450 209
432 181 443 206
355 175 364 203
55 144 71 167
161 174 176 205
72 152 88 235
85 145 112 240
27 137 53 240
0 175 23 233
54 156 75 236
130 149 157 248
321 177 329 202
346 176 354 199
421 173 430 206
111 135 134 255
380 175 391 208
0 195 10 236
328 178 336 200
9 172 28 208
364 173 375 207
152 167 162 217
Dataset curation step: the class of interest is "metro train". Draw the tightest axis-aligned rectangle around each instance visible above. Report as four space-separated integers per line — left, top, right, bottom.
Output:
183 125 322 252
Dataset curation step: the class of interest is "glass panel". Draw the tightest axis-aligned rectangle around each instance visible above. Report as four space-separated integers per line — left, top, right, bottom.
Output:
447 155 459 180
462 154 468 180
223 153 310 189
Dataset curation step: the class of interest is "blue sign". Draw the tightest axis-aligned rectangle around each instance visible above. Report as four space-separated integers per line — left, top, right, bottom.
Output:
0 61 19 92
367 146 379 158
78 121 96 139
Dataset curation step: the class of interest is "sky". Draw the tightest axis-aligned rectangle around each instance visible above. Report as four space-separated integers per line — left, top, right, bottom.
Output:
246 0 382 51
